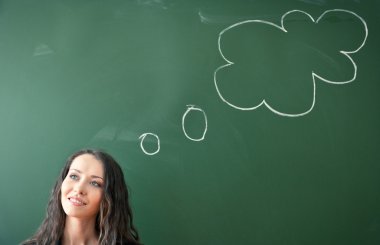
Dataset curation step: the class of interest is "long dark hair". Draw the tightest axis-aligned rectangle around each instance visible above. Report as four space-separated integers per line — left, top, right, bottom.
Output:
23 149 141 245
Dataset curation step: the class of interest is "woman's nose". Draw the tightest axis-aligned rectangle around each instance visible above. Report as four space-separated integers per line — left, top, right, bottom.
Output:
73 181 86 195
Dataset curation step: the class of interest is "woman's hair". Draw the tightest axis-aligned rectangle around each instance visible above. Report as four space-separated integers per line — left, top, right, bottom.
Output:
23 149 141 245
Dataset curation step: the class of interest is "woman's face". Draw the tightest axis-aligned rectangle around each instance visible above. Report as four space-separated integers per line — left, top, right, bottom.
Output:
61 154 105 220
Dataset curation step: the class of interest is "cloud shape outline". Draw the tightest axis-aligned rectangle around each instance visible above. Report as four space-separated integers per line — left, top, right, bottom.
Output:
213 9 368 117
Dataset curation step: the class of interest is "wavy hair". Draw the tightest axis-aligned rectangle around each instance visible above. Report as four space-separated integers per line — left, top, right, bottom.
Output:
22 149 141 245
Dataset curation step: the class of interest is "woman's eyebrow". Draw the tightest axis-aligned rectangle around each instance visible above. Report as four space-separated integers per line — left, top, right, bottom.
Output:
70 168 82 173
91 175 104 180
70 168 104 180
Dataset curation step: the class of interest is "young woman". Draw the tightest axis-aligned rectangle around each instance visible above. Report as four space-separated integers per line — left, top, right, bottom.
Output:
23 149 141 245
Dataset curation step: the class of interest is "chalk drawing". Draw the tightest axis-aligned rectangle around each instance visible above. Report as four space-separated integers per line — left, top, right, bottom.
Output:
137 0 169 10
214 9 368 117
33 43 54 56
139 133 160 155
182 105 208 141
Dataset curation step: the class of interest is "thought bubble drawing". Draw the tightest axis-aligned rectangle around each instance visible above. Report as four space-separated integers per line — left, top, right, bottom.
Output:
214 9 368 117
182 105 208 141
139 133 160 155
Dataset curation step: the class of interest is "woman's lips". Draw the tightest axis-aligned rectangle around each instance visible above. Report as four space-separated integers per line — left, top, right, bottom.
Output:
68 197 86 206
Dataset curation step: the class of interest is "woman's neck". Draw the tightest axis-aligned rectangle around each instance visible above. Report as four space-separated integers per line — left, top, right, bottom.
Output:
62 216 99 245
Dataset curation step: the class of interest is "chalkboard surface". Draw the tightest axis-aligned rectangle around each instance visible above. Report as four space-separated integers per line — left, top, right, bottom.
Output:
1 0 379 244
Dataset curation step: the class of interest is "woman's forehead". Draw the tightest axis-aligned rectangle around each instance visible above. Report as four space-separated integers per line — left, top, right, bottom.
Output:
70 154 104 178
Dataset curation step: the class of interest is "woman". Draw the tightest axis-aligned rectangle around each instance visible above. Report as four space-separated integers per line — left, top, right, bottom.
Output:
23 149 141 245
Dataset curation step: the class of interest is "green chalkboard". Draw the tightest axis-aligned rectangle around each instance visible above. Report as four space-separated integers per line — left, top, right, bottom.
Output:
1 0 379 244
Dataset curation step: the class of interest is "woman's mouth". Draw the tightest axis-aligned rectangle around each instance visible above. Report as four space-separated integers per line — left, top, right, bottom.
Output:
68 197 86 206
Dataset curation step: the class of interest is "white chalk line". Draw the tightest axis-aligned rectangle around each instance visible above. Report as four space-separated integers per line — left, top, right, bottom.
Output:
214 9 368 117
139 132 160 155
182 105 208 141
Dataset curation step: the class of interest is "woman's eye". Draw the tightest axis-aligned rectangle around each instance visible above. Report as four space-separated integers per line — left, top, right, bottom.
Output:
90 181 102 188
69 174 79 180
